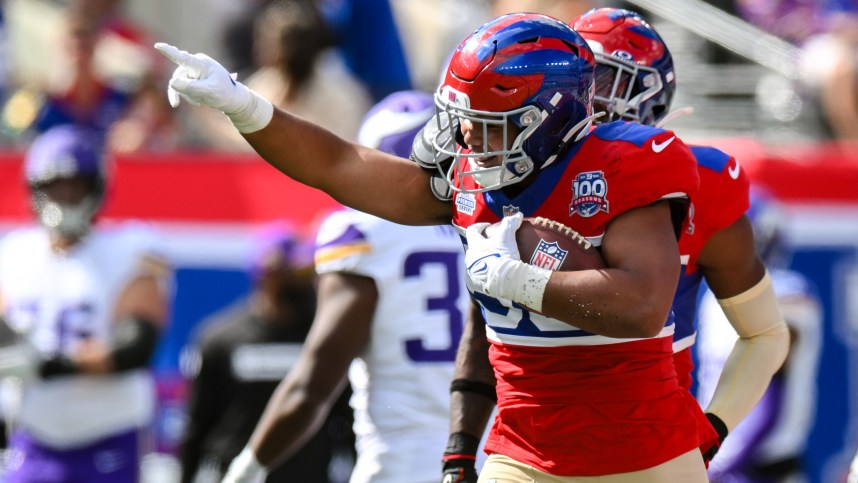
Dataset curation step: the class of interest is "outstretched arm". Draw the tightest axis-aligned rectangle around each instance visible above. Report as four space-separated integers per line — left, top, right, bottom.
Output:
696 215 789 432
222 272 376 482
155 43 449 226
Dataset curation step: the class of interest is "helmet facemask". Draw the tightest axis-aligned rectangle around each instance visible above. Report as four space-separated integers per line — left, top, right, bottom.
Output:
432 88 544 193
591 52 665 124
30 177 103 239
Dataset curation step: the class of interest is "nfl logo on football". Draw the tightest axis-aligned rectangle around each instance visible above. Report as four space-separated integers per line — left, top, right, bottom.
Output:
530 239 569 271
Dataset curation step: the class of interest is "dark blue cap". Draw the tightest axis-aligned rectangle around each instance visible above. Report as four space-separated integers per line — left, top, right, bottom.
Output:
24 125 105 186
249 221 313 278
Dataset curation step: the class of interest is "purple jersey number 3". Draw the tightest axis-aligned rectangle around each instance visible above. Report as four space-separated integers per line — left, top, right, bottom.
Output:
403 251 464 363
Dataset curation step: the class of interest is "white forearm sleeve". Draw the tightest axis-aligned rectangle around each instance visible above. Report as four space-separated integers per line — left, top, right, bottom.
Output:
704 271 790 430
496 260 552 313
226 88 274 134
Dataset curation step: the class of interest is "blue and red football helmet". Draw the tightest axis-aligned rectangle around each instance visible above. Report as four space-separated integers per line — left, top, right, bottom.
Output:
571 8 676 126
24 125 107 237
432 13 597 192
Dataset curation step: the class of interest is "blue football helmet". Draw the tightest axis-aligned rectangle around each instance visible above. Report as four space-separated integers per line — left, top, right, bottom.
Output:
433 13 597 192
24 125 107 238
572 8 676 126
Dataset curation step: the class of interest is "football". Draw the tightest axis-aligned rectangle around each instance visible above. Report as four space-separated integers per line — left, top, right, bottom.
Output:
484 217 605 271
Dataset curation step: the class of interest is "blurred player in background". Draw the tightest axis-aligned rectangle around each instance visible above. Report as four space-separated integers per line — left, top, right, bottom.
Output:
157 12 717 481
220 90 473 483
179 223 353 483
0 124 171 483
571 6 790 465
697 188 823 482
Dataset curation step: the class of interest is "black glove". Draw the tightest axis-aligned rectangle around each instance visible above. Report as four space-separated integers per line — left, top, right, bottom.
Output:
702 412 729 466
39 355 80 379
441 432 480 483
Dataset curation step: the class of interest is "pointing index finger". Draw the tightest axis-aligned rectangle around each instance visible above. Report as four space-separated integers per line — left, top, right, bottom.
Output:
154 43 205 75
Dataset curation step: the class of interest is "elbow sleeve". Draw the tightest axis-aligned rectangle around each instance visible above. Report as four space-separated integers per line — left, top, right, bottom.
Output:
704 271 790 430
110 316 160 372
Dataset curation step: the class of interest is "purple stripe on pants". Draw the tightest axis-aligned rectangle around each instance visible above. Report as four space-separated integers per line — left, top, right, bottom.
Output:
5 429 140 483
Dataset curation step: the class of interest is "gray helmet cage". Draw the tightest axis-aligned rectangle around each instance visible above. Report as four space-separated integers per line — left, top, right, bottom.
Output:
431 90 543 194
590 51 664 123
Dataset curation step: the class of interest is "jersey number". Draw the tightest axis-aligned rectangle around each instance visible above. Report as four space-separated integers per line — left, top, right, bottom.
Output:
403 251 463 363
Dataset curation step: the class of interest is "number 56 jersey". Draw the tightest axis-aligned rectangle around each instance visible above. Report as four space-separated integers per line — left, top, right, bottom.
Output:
313 208 472 483
0 222 162 449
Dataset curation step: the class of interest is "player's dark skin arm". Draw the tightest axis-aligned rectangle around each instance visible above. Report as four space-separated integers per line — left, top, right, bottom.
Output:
243 110 450 226
697 214 766 298
248 272 376 468
449 301 496 439
540 201 681 338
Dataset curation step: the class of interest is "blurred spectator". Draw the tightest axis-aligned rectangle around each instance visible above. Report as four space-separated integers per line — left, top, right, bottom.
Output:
0 124 172 482
489 0 594 21
798 13 858 141
27 7 131 135
387 0 595 93
730 0 858 141
194 0 371 150
696 188 823 483
220 0 411 103
179 222 354 483
318 0 412 102
388 0 491 92
0 2 180 152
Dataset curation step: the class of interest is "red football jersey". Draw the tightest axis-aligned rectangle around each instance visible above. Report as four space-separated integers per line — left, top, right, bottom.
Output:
680 146 751 274
672 146 751 370
452 122 717 475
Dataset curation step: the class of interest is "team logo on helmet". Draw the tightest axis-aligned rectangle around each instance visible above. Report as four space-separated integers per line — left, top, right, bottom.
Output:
530 239 568 271
570 171 609 217
502 205 520 217
612 50 634 62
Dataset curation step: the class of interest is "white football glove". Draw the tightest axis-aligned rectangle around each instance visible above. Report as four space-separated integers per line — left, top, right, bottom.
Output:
464 212 551 312
154 42 273 133
221 447 267 483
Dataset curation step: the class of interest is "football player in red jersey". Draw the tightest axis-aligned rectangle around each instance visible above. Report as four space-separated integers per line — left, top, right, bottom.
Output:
571 6 790 468
157 13 715 482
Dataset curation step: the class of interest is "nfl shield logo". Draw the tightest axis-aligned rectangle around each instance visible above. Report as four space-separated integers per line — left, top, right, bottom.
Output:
529 239 568 271
502 205 520 217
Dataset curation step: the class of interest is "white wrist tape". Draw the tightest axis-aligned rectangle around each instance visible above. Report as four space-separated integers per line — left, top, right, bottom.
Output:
226 88 274 134
494 259 552 312
704 271 790 430
222 446 267 483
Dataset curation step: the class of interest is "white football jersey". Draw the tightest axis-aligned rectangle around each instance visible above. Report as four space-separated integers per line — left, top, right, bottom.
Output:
0 222 163 449
314 209 473 483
